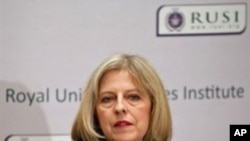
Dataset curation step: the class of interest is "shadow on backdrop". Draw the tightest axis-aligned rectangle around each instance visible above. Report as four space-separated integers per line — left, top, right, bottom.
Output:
0 80 52 141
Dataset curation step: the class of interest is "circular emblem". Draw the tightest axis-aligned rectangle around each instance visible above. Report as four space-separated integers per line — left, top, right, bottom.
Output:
166 9 185 31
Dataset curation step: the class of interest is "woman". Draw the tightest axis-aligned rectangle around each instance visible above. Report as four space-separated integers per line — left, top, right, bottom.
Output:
71 54 172 141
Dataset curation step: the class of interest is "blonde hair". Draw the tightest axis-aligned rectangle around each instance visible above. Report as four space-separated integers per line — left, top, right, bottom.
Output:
71 54 172 141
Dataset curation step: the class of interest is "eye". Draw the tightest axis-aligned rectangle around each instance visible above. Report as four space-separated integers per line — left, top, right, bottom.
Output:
101 96 113 103
128 94 140 101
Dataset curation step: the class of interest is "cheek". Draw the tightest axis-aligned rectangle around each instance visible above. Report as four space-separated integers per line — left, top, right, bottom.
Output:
142 106 151 123
133 102 151 128
96 106 111 129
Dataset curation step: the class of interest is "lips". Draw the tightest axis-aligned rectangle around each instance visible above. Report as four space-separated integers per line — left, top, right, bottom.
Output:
114 120 132 127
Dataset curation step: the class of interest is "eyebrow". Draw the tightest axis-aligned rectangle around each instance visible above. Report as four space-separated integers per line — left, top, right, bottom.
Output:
99 91 115 96
126 89 140 93
99 88 139 95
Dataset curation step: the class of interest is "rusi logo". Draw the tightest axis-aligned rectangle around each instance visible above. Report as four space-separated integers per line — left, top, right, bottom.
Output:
230 125 250 141
157 3 247 36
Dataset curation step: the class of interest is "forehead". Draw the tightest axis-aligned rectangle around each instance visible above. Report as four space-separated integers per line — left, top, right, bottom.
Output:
98 70 147 94
99 70 133 87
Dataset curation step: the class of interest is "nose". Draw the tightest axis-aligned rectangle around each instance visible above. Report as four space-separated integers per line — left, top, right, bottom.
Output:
114 97 127 114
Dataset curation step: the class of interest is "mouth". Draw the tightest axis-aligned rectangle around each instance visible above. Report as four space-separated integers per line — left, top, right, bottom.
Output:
114 120 132 128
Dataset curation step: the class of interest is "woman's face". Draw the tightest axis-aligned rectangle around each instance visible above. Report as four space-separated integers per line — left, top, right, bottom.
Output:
96 70 151 141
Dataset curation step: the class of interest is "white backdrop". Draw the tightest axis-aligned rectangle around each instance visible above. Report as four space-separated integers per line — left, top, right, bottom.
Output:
1 0 249 141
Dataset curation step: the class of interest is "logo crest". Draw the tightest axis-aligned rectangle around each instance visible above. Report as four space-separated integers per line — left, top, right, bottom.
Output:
166 9 185 31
